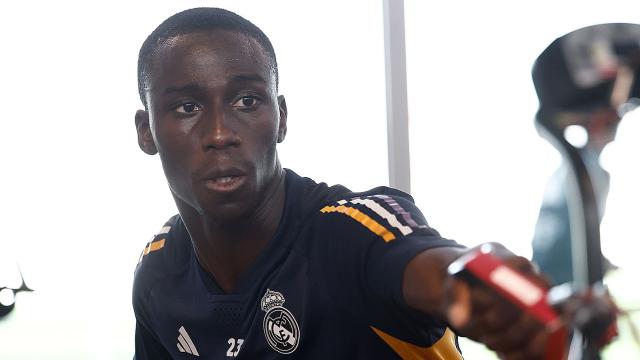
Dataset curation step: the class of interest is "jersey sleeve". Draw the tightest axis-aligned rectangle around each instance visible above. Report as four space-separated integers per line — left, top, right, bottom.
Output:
132 216 181 360
314 192 464 355
134 318 173 360
133 259 173 360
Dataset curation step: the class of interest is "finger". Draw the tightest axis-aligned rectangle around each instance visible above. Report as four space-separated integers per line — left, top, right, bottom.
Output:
447 278 471 329
471 297 521 332
480 312 545 353
497 328 548 360
467 284 499 312
456 278 526 338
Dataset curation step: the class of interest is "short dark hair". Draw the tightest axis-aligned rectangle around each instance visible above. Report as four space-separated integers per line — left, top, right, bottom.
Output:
137 7 279 107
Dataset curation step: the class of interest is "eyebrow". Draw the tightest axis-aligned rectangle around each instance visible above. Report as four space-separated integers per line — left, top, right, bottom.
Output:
163 83 201 95
230 73 267 84
162 74 268 95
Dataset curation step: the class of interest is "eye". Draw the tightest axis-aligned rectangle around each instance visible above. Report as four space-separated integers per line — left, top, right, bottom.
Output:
176 102 202 114
232 96 259 109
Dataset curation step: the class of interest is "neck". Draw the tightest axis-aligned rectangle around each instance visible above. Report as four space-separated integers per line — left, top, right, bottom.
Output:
178 166 287 293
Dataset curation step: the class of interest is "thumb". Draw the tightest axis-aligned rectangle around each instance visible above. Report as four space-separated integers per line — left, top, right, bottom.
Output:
447 278 471 330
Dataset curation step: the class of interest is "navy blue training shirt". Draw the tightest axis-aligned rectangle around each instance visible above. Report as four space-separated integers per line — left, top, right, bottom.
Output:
133 169 464 359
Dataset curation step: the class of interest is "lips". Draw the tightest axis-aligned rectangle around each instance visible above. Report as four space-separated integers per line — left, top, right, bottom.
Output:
200 167 247 193
204 176 245 192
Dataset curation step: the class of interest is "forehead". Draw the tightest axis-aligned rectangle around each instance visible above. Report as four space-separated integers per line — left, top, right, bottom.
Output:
148 30 274 92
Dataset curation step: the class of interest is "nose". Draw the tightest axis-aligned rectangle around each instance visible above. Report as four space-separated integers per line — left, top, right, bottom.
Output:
201 107 240 150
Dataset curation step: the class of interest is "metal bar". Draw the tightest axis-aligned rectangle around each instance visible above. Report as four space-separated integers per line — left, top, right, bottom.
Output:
382 0 411 193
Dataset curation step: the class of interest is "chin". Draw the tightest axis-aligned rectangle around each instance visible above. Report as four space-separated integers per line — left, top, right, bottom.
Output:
206 206 246 222
199 196 259 224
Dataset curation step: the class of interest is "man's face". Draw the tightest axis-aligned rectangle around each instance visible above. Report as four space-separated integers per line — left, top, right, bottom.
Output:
136 30 287 221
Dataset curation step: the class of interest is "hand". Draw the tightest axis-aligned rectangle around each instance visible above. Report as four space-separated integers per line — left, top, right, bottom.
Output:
445 243 552 360
551 285 618 348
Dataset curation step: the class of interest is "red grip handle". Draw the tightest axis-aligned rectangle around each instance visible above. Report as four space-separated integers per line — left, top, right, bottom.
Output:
448 248 568 360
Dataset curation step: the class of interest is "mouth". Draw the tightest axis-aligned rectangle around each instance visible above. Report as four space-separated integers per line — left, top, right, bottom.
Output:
201 169 247 193
204 176 246 192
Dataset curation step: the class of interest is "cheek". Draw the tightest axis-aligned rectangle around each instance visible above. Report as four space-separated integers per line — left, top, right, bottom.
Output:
153 119 198 163
259 109 281 144
251 121 279 156
245 122 280 181
158 149 188 188
155 134 198 189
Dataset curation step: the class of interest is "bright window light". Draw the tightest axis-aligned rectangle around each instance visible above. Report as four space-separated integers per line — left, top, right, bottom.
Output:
564 125 589 148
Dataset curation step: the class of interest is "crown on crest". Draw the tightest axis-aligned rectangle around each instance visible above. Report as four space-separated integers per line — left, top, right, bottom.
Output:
261 289 285 311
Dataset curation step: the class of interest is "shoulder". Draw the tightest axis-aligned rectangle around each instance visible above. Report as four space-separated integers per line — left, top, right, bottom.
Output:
284 169 423 221
133 215 191 306
315 186 437 241
284 169 350 206
284 170 458 249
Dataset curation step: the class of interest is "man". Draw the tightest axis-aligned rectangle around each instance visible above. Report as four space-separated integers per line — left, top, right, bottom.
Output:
133 8 549 359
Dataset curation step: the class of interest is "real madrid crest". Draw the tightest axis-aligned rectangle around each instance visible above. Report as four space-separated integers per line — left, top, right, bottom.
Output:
260 289 300 354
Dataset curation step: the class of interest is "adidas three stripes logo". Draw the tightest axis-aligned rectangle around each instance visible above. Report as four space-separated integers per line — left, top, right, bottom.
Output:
177 326 200 356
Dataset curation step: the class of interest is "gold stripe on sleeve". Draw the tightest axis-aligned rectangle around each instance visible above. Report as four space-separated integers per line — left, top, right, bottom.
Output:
320 205 396 242
370 327 462 360
142 239 166 256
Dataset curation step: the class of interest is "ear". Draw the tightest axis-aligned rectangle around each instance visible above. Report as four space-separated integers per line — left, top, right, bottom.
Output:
277 95 288 143
135 110 158 155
